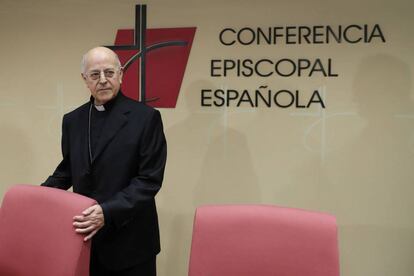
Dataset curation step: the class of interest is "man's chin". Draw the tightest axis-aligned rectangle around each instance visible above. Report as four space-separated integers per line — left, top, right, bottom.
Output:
95 92 114 105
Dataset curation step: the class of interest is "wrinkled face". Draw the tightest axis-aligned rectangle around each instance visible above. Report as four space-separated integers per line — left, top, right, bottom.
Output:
82 49 123 105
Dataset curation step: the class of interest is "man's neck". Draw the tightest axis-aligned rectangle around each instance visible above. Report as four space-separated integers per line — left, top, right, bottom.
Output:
91 92 121 111
94 99 105 106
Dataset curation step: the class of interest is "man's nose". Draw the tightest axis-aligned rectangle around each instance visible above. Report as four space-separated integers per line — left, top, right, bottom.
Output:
99 71 108 83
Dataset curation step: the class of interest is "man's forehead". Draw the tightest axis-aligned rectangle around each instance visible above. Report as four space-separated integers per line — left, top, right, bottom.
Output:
86 63 117 71
85 54 118 70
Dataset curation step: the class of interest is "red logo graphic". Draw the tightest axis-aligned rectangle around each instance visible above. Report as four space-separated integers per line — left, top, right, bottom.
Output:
106 5 196 108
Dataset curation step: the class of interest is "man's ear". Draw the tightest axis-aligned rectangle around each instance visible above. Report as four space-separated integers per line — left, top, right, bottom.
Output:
81 73 92 90
81 73 88 84
119 68 124 84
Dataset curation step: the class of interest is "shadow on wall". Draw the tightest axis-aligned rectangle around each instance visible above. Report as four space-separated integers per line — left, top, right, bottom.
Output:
324 54 414 276
159 80 223 276
159 80 261 276
192 85 261 206
194 125 260 205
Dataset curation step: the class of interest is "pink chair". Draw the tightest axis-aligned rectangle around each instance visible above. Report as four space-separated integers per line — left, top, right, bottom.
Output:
0 185 96 276
188 205 340 276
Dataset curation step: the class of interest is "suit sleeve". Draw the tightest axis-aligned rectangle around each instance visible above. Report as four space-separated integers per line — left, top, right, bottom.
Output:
41 114 72 190
100 109 167 228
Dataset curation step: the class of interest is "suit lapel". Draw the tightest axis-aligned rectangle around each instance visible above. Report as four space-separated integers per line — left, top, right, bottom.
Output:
92 94 130 163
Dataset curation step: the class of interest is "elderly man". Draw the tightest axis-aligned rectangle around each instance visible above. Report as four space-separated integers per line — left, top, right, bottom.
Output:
42 46 167 276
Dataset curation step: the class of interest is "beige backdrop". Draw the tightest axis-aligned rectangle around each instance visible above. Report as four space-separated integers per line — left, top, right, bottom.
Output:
1 0 413 275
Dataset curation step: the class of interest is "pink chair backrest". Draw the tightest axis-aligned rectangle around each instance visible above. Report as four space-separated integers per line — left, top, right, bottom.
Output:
188 205 340 276
0 185 97 276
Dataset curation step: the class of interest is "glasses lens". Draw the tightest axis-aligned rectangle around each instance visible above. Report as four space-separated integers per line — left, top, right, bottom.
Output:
88 72 100 80
87 69 116 80
104 70 115 78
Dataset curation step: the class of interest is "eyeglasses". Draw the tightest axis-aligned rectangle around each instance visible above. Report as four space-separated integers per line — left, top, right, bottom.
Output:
85 68 120 81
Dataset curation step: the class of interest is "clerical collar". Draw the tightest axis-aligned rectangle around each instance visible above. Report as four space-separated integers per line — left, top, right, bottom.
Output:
94 104 105 111
90 92 120 112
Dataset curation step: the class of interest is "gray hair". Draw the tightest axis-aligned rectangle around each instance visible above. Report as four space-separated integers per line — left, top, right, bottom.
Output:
80 48 122 74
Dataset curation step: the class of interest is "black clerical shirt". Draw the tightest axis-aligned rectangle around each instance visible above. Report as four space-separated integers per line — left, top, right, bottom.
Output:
89 93 119 160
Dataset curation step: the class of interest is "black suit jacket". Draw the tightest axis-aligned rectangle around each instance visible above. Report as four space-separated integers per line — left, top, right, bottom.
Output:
42 92 167 270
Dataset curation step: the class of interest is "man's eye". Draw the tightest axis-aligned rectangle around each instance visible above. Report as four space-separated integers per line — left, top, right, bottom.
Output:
90 73 100 78
105 71 115 76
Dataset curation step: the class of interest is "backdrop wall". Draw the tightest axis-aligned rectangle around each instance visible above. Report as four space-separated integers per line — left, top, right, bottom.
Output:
1 0 413 275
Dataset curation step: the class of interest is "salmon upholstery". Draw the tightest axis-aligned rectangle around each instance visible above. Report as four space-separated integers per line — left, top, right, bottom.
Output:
188 205 340 276
0 185 97 276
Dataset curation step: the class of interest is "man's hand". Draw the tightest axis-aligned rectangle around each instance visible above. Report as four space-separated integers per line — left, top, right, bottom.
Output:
73 204 105 242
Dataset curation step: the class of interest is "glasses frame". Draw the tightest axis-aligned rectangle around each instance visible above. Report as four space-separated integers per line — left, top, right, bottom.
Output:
84 67 123 81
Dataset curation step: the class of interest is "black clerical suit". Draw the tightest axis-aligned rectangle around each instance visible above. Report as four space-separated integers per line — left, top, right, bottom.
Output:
42 92 167 272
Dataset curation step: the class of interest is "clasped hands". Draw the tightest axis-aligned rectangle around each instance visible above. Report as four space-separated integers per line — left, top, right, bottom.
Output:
73 204 104 242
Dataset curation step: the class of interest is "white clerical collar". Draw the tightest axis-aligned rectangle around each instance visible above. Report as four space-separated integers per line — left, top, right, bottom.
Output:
94 104 105 112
